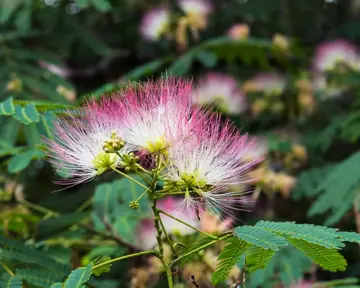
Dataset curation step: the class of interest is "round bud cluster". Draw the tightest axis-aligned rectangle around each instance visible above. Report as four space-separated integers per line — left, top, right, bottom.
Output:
120 152 140 172
103 131 125 153
129 201 140 210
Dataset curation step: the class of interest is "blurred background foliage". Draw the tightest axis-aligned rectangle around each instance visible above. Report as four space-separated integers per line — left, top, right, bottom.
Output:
2 0 360 287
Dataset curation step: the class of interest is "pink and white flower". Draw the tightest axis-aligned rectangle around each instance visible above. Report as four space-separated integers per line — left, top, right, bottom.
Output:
140 6 170 41
109 77 204 153
44 104 130 186
193 73 247 115
136 197 200 250
313 73 346 99
313 39 360 72
227 24 250 40
177 0 213 16
163 114 261 215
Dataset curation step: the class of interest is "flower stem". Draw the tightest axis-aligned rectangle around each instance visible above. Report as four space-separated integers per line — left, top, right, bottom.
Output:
92 250 158 270
158 209 217 239
170 234 232 268
151 154 174 288
0 262 15 276
111 167 148 189
158 215 178 257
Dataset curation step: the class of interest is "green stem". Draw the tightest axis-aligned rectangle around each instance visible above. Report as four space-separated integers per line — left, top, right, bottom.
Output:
20 200 60 217
0 261 14 276
111 167 148 189
135 163 151 175
158 215 178 257
135 188 150 203
92 250 158 270
170 234 232 268
155 191 186 199
151 154 174 288
158 209 217 239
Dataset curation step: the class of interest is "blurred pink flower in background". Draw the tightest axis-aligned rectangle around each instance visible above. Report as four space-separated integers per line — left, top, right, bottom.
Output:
177 0 213 17
243 72 286 96
313 39 360 72
193 72 247 114
312 73 346 99
140 6 170 41
228 23 250 40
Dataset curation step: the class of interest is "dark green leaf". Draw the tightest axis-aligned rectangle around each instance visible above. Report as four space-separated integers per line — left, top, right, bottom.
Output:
64 263 93 288
8 148 44 173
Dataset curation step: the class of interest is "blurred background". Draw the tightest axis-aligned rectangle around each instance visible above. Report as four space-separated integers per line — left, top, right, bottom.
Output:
2 0 360 287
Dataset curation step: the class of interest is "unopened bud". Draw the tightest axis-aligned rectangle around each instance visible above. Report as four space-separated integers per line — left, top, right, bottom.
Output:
129 201 140 210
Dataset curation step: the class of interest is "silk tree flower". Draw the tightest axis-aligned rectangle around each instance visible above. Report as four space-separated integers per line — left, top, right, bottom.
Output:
108 77 204 154
178 0 213 17
227 23 250 40
45 104 130 186
193 73 247 115
136 197 200 250
313 39 360 73
162 115 261 215
140 6 170 41
313 73 345 99
175 0 213 49
243 72 286 96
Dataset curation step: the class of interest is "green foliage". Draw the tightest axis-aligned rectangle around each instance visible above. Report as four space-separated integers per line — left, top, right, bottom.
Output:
0 234 69 273
63 263 93 288
92 176 150 244
287 239 347 272
234 225 288 250
213 221 360 285
0 275 23 288
255 221 344 248
211 238 247 285
91 256 112 276
16 268 63 288
246 245 276 272
308 151 360 225
178 236 215 266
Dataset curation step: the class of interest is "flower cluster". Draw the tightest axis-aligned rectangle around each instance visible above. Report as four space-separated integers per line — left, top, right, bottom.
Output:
192 72 247 115
46 77 260 214
140 0 213 49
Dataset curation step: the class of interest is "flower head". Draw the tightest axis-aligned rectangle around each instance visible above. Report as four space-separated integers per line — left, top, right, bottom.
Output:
108 77 203 154
140 6 170 41
313 73 346 99
313 40 360 72
44 104 130 186
228 23 250 40
178 0 213 16
136 197 200 250
163 115 261 215
193 73 247 115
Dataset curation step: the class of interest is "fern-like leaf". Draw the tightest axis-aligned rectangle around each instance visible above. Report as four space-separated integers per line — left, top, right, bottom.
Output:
234 226 288 251
245 245 275 272
308 151 360 225
16 268 63 288
211 237 247 285
337 231 360 244
287 238 347 272
0 275 23 288
256 221 344 248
